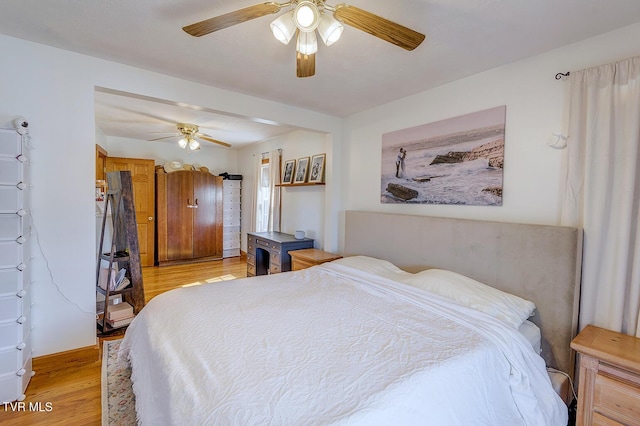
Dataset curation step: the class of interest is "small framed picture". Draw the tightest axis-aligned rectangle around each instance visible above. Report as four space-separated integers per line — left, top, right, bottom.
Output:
293 157 310 184
282 159 295 184
308 153 326 183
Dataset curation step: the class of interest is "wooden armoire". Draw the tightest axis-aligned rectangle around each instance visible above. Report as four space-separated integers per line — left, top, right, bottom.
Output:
156 169 223 265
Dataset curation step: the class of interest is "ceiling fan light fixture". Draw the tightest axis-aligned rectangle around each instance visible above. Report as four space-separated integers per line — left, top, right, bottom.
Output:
178 138 188 149
318 14 343 46
293 1 320 32
188 138 200 150
270 11 296 44
296 29 318 55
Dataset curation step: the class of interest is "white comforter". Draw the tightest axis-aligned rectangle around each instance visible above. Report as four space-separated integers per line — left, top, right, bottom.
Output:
119 263 567 425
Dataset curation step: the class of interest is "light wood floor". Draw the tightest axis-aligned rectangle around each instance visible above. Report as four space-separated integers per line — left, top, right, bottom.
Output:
0 255 247 425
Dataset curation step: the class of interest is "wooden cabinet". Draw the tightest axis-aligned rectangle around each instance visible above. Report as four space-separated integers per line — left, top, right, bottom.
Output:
571 324 640 426
246 232 314 277
156 170 223 265
290 248 342 270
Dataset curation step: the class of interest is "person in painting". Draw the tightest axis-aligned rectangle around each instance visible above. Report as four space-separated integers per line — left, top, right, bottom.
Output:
283 162 293 183
310 160 320 181
296 162 307 182
395 148 407 178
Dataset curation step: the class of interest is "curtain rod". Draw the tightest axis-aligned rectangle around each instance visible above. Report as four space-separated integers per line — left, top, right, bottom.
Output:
261 148 282 155
555 71 570 80
254 148 283 156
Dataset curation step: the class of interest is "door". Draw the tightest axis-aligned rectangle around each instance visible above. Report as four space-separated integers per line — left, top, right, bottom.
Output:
193 173 223 259
106 157 155 267
164 171 194 261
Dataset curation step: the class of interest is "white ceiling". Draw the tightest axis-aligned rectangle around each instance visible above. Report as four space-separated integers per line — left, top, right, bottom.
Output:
2 0 640 148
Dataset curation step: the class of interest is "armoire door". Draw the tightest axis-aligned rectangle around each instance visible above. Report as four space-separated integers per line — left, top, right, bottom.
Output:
165 171 194 261
193 173 223 259
106 157 155 267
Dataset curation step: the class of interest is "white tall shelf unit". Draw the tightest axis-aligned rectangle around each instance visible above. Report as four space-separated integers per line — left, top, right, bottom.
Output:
222 180 241 258
0 127 33 402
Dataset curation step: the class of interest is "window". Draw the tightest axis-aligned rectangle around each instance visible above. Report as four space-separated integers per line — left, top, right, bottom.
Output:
255 159 270 232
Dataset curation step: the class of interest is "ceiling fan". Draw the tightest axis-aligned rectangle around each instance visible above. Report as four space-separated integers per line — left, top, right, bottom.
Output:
182 1 425 78
149 123 232 152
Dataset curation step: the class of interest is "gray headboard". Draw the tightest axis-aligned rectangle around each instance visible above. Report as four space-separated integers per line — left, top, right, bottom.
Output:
344 211 583 377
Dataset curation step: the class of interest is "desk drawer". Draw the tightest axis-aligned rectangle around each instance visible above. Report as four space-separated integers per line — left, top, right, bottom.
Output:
255 238 280 252
247 263 256 276
270 263 281 274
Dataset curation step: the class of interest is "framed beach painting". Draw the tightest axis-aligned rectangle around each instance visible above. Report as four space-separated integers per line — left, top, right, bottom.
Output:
293 157 310 184
282 159 295 184
308 153 326 183
380 106 506 205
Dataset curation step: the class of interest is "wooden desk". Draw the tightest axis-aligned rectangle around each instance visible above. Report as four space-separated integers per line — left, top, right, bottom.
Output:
571 324 640 426
246 232 314 277
289 248 342 271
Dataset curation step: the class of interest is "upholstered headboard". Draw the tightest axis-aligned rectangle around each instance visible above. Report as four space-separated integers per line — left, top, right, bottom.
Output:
344 211 583 377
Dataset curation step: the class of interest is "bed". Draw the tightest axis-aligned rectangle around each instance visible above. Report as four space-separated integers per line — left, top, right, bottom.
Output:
119 212 583 425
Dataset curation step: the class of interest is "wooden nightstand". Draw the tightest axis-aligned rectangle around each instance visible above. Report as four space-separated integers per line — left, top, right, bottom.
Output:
289 249 342 271
570 324 640 426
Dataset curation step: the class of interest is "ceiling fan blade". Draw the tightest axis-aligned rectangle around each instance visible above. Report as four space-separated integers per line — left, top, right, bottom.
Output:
197 134 232 148
148 134 180 142
296 52 316 78
183 2 281 37
334 4 425 51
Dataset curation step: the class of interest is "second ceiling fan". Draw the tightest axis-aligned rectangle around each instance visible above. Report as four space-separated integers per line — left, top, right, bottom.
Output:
150 123 232 152
182 1 425 78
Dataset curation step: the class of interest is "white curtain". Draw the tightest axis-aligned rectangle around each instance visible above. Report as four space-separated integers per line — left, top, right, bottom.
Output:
267 149 281 232
250 150 281 233
248 153 261 233
561 56 640 336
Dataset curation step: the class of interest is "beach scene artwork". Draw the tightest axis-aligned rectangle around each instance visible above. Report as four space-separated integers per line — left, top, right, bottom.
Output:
381 106 506 205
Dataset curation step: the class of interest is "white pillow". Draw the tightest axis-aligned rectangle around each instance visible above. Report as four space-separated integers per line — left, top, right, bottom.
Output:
330 256 412 280
401 269 536 329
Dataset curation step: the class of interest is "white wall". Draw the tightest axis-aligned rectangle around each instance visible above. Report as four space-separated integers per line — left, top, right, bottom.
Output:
342 22 640 251
0 34 342 356
237 130 331 250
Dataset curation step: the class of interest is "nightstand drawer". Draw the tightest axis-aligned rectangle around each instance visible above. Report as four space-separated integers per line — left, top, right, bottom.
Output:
289 249 342 271
592 411 624 426
594 371 640 425
292 258 316 271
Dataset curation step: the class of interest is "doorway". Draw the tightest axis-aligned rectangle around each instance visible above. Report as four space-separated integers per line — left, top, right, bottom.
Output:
105 156 156 267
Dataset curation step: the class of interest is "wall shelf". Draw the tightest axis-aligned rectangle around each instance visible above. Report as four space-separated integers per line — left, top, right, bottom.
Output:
276 182 325 187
